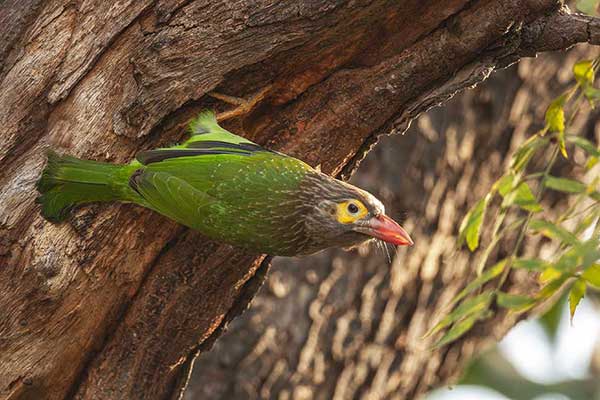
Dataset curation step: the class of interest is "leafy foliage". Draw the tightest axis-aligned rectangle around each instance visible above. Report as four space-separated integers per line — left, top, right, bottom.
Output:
501 182 543 212
544 176 586 194
427 58 600 347
459 195 491 251
426 292 494 340
545 95 568 157
496 292 537 312
529 219 579 246
568 278 586 322
582 263 600 287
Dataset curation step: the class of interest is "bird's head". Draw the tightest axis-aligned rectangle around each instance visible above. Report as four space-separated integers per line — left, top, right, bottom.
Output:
299 173 413 253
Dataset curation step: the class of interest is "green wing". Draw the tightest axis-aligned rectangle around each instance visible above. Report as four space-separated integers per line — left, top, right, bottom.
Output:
128 110 307 237
130 170 219 228
136 110 273 165
132 108 293 196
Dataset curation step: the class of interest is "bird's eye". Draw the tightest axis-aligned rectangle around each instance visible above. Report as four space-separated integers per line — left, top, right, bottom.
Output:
335 200 368 224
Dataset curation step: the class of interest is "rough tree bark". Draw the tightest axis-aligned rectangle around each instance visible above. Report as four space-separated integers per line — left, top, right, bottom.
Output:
0 1 598 400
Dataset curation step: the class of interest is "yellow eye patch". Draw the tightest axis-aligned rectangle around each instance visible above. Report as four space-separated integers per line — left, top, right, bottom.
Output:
336 200 368 224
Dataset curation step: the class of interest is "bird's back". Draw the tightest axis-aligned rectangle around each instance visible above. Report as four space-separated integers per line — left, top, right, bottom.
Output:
128 111 315 254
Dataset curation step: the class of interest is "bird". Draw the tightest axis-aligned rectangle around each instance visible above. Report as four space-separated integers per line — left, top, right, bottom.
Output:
36 110 413 256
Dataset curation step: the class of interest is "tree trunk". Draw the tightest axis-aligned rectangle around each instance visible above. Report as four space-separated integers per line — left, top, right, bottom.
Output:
0 1 598 399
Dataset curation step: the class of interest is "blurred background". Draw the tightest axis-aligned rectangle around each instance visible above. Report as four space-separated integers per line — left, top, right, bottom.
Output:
183 44 600 400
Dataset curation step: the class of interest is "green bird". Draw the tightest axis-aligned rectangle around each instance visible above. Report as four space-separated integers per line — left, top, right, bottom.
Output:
36 111 413 256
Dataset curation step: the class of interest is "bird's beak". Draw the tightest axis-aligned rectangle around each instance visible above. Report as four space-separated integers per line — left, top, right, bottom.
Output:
364 214 414 246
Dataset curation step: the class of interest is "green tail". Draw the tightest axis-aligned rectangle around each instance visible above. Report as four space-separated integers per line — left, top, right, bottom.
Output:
36 150 135 222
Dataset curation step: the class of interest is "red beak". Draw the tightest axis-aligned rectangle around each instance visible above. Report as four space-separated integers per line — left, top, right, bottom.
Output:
367 214 414 246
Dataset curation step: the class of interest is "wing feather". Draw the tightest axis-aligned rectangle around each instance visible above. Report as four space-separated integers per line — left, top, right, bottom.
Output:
130 170 217 226
135 110 278 165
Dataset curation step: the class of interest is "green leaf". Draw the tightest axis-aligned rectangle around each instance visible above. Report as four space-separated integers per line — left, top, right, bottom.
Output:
576 238 600 270
539 267 564 284
496 292 537 312
566 136 600 158
494 174 516 196
537 275 570 301
501 181 543 212
539 295 566 344
433 310 492 348
545 96 568 157
577 0 600 15
553 240 600 273
425 291 494 338
586 156 599 170
554 249 581 273
573 60 595 86
569 278 586 322
529 219 580 246
559 132 568 158
584 86 600 106
545 96 566 134
575 212 600 235
511 135 549 172
582 264 600 288
513 258 551 271
451 259 506 307
459 195 490 251
544 176 587 194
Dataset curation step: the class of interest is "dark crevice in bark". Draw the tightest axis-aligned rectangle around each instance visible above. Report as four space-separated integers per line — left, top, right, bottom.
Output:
167 256 273 400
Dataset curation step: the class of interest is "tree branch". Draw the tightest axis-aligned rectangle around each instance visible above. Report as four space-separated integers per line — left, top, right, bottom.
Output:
519 7 600 54
343 6 600 177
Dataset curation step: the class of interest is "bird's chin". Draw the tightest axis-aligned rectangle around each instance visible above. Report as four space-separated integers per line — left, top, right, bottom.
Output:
328 231 372 251
341 236 377 252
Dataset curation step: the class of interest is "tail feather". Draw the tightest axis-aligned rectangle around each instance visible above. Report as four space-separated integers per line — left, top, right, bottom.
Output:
36 151 130 222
